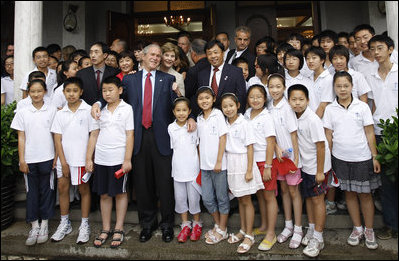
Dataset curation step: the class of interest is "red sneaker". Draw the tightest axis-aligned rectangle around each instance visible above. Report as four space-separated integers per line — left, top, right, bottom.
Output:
190 224 202 241
177 226 191 243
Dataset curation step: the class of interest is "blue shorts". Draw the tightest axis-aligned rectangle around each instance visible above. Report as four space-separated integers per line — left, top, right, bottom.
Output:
93 164 128 197
300 170 330 198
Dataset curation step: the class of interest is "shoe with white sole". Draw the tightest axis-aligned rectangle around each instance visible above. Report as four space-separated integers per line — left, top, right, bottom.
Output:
303 238 324 258
76 223 91 244
25 227 40 246
51 220 72 242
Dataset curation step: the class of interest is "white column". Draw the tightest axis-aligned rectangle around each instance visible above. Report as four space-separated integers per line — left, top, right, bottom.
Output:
386 1 398 51
14 1 43 102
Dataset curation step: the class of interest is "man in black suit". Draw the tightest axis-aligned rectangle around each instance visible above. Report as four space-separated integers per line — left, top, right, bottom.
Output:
197 40 247 113
184 38 209 118
225 26 256 79
76 42 119 105
92 44 177 243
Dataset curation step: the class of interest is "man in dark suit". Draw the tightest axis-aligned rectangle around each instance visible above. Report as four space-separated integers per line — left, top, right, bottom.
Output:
225 26 256 79
92 44 177 243
184 38 209 118
76 42 119 105
198 40 247 113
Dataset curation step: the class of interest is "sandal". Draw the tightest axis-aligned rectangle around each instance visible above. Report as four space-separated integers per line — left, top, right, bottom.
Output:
110 230 124 249
258 235 277 251
277 227 293 243
289 230 303 249
228 229 246 244
205 224 219 239
237 234 255 254
205 227 228 245
94 230 112 248
254 228 267 236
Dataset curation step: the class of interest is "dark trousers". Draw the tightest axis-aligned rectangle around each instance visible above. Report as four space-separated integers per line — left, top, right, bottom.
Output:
376 135 398 232
133 127 175 230
25 159 55 223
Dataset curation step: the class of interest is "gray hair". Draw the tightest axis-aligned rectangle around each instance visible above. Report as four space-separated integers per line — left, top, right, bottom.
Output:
235 26 251 36
191 39 207 55
143 44 161 55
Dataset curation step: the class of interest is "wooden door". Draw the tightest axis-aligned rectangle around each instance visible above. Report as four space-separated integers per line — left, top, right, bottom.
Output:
107 11 135 51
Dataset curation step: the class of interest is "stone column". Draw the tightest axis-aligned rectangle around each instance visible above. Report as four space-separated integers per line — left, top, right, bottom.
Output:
386 1 398 51
14 1 43 102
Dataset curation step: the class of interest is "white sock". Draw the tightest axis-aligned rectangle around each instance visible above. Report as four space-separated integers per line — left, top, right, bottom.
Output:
365 227 373 232
181 221 192 229
355 226 363 233
313 230 323 243
309 223 315 231
285 220 294 229
41 219 48 229
61 214 69 223
31 220 39 229
81 217 89 225
193 220 203 227
294 225 302 233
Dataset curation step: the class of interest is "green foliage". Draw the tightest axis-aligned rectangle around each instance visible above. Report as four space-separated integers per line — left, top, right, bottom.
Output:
376 108 398 183
1 101 18 183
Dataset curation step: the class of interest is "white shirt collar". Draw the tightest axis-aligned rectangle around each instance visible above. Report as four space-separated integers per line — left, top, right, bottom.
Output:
60 100 91 112
211 62 225 72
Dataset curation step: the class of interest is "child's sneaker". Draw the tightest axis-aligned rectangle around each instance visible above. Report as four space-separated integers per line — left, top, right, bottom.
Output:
303 238 324 257
177 226 191 243
301 228 313 246
51 220 72 242
37 225 49 244
365 229 378 249
336 200 347 210
347 228 364 246
76 223 91 244
25 227 40 246
325 200 337 215
190 224 202 241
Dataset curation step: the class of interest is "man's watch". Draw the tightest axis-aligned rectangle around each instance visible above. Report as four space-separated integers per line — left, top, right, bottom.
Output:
264 164 272 168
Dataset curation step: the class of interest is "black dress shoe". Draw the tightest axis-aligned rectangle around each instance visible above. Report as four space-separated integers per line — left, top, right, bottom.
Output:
162 227 174 243
139 228 152 242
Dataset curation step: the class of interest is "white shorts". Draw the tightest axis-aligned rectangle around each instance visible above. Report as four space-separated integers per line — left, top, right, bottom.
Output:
174 180 201 215
56 165 86 186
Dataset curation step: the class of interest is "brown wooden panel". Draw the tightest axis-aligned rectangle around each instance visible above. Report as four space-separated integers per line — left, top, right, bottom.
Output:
133 1 168 12
107 11 135 51
170 1 205 10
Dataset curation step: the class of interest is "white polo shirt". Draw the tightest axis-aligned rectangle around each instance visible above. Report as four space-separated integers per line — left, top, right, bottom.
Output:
225 114 255 154
19 67 58 99
309 69 334 108
51 100 93 167
50 84 67 110
168 121 200 182
352 50 397 77
366 63 398 135
297 107 331 175
300 58 313 78
10 103 57 164
1 76 14 105
331 69 371 99
197 108 228 170
284 72 318 112
324 98 374 162
91 100 134 166
268 98 302 168
244 107 276 162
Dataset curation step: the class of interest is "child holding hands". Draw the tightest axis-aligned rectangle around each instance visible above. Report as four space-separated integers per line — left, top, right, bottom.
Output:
86 76 134 248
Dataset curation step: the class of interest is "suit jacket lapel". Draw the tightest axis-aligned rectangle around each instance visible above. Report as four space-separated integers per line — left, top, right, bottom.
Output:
217 65 229 97
137 70 143 109
153 71 162 112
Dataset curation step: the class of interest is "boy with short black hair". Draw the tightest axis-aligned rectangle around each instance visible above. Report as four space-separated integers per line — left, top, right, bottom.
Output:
232 56 250 84
19 47 58 99
366 34 398 240
319 30 338 74
288 84 331 258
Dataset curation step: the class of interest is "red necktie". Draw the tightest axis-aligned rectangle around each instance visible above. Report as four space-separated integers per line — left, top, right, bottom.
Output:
211 67 219 96
96 70 101 90
142 72 152 129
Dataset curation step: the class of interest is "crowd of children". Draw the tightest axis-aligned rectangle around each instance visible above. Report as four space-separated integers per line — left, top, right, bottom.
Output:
7 22 398 258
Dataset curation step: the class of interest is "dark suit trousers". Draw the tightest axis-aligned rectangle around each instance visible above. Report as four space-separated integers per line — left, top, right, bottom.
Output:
133 127 175 230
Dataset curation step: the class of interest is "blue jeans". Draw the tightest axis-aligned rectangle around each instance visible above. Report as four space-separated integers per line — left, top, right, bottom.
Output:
376 135 398 232
201 169 230 215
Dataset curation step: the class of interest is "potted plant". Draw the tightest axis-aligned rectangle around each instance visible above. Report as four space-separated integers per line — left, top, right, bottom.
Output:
1 101 19 230
376 108 398 183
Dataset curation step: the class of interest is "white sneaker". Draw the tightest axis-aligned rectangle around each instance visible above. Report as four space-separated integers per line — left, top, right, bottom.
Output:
326 201 337 215
25 227 40 246
347 228 364 246
37 225 49 244
336 200 347 210
51 220 72 242
76 223 90 244
301 228 313 246
365 229 378 250
303 238 324 258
